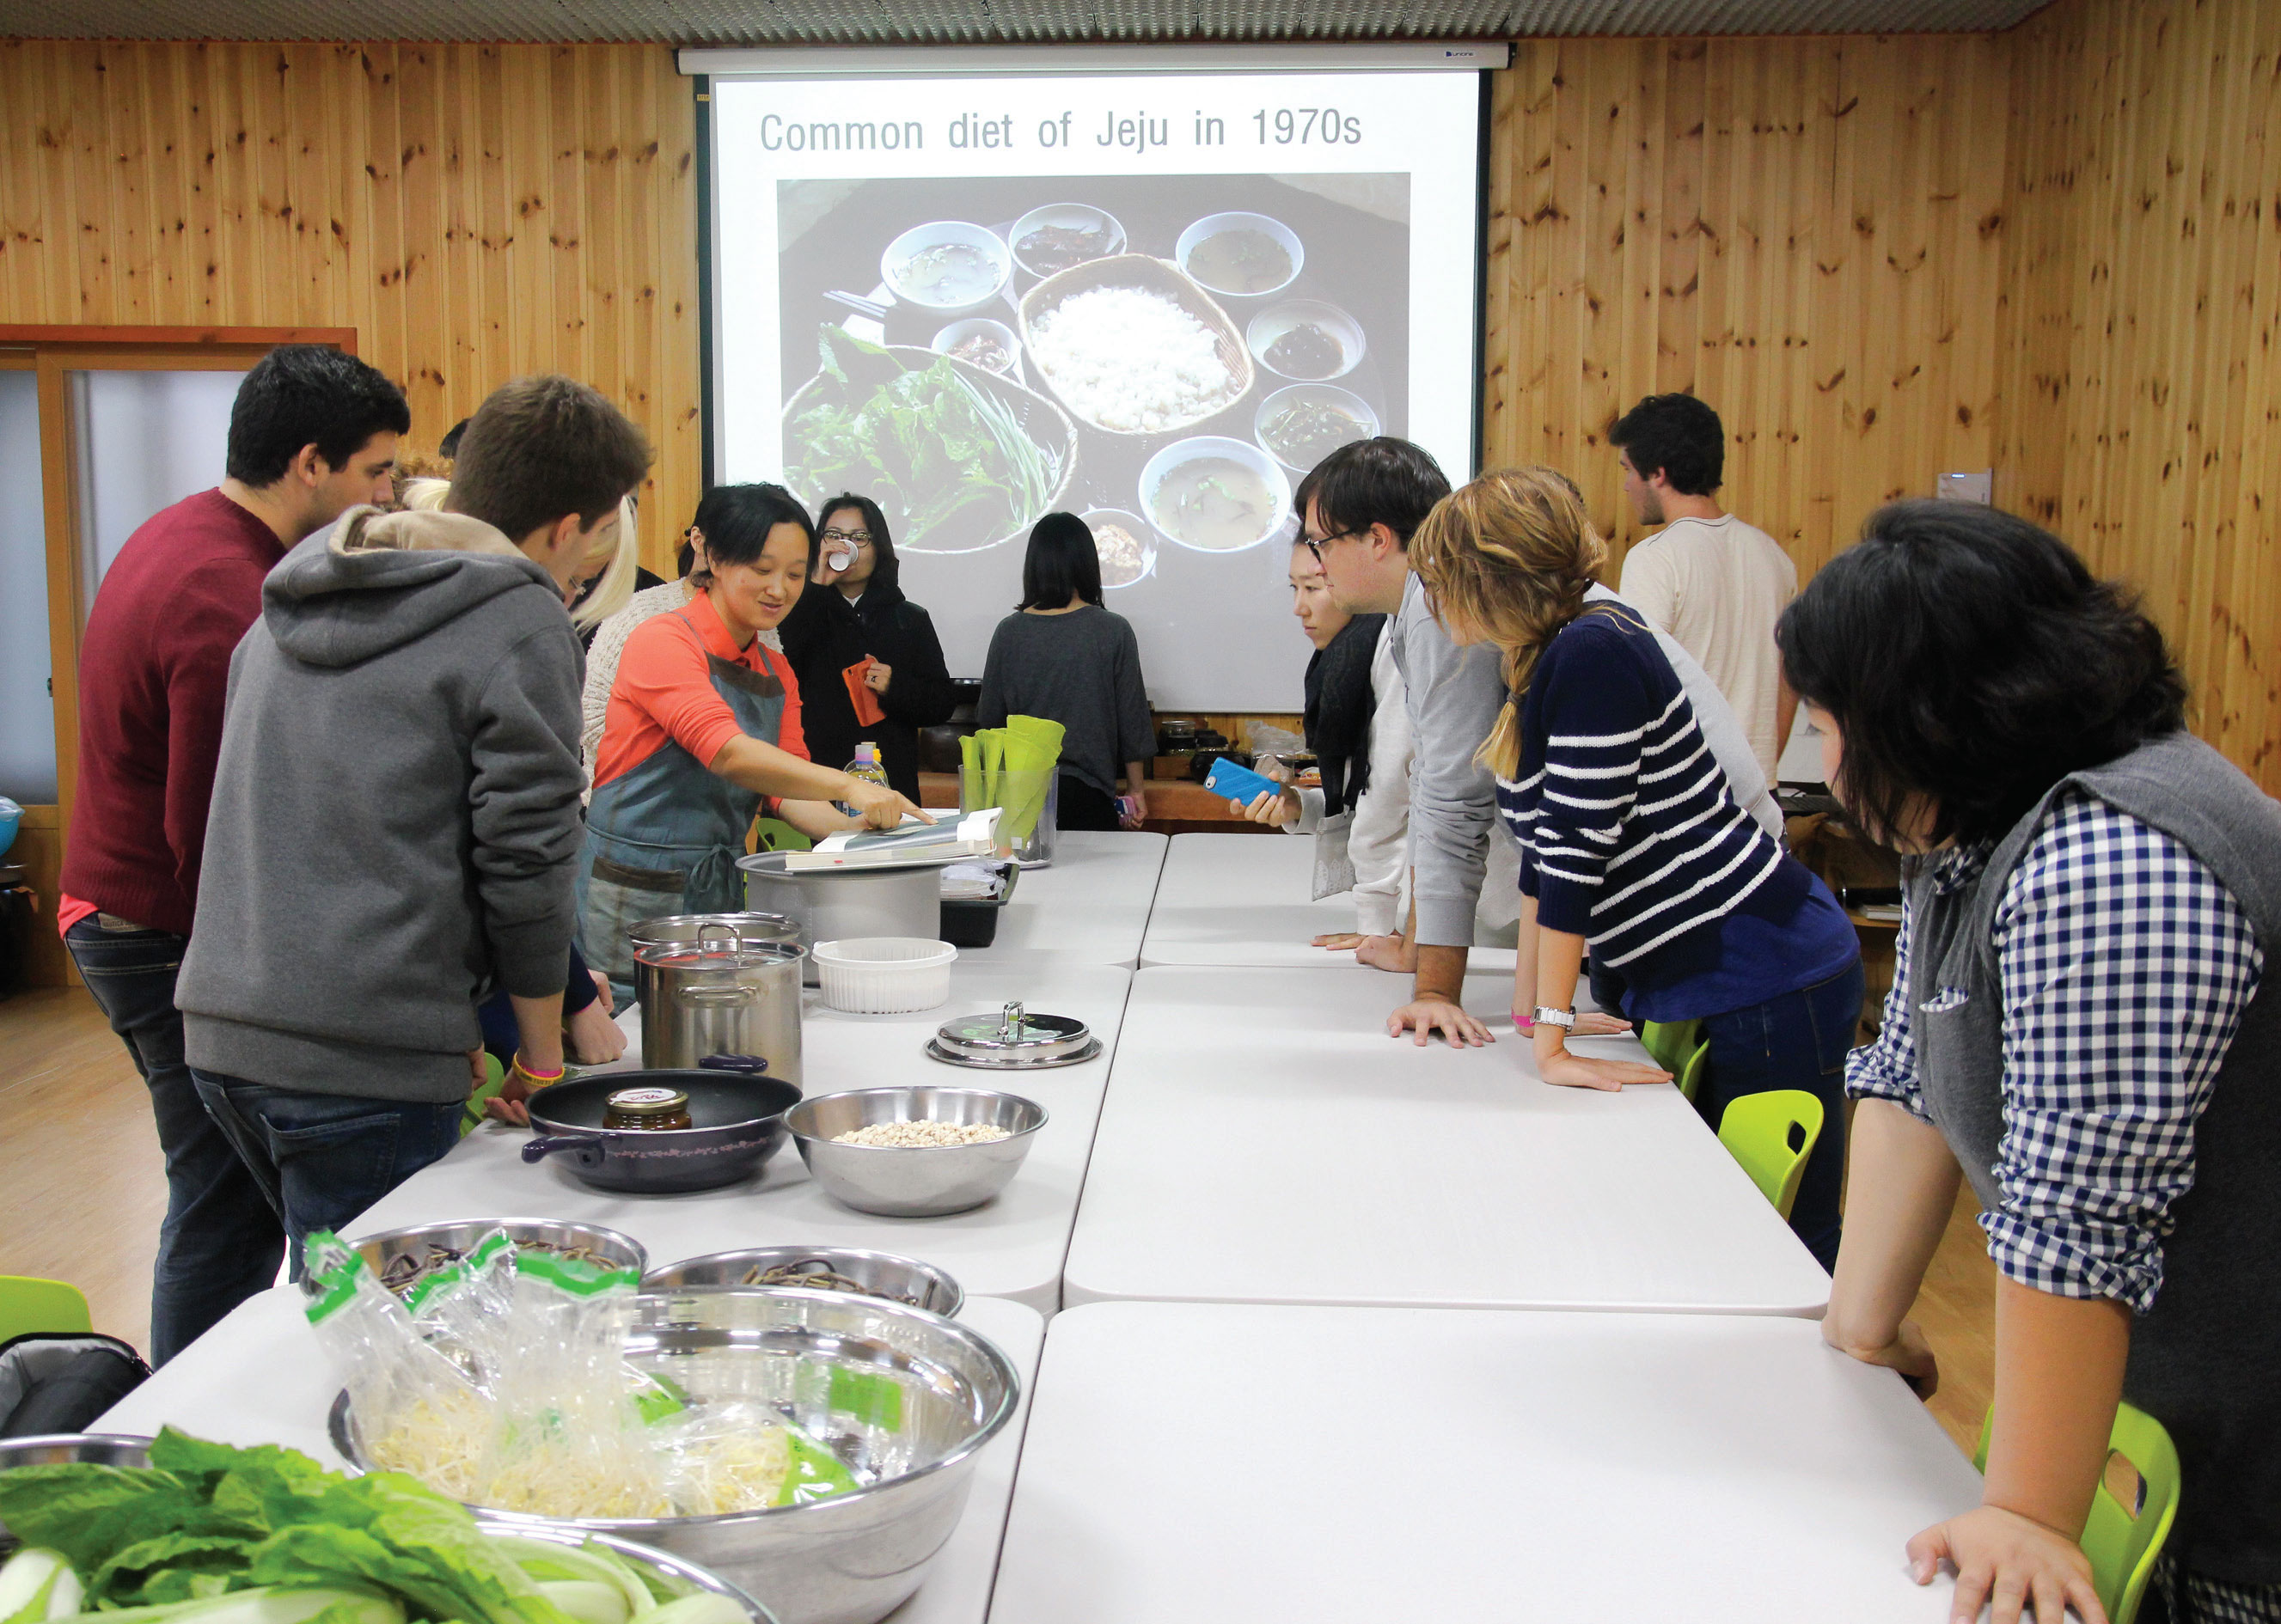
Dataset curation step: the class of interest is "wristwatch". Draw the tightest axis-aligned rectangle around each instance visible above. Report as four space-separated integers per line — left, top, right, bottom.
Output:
1531 1005 1577 1030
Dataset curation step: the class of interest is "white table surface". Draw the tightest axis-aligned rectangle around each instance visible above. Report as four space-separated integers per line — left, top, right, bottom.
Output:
1139 831 1519 970
352 959 1135 1313
96 1287 1044 1624
960 829 1166 968
990 1302 1978 1624
1062 966 1832 1316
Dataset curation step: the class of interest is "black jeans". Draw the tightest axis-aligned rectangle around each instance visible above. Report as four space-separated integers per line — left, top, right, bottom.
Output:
189 1069 463 1273
1056 774 1121 831
64 918 284 1365
1697 961 1866 1273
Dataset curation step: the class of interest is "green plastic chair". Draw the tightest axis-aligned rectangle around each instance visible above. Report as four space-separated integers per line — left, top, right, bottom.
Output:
755 816 812 853
0 1276 94 1345
1715 1089 1825 1218
1638 1019 1711 1102
1972 1401 2180 1624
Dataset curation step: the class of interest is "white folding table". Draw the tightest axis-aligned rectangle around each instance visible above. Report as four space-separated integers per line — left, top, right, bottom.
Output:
96 1287 1045 1624
351 959 1134 1313
1139 830 1519 970
989 1301 1979 1624
961 829 1166 968
1062 966 1832 1316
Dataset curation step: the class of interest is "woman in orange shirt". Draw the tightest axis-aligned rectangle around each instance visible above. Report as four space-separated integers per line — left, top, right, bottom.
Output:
578 484 924 991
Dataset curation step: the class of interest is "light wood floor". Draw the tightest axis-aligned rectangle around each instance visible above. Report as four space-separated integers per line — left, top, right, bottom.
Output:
0 986 1998 1455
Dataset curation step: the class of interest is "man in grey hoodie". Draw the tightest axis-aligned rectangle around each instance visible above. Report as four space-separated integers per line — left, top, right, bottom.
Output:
178 375 652 1259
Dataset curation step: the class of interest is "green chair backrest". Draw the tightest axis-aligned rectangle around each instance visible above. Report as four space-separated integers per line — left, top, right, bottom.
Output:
1715 1089 1825 1218
1637 1018 1699 1075
1972 1401 2181 1624
755 816 812 853
1673 1035 1711 1104
0 1275 94 1345
1637 1019 1712 1102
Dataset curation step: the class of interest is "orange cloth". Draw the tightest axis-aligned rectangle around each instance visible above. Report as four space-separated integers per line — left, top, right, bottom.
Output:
591 593 807 791
841 656 888 729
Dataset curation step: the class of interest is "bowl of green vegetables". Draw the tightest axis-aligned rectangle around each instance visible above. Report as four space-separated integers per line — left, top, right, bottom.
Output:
0 1431 777 1624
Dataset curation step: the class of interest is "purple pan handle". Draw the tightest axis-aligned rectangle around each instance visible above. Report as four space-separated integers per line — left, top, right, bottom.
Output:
699 1053 770 1074
523 1133 608 1167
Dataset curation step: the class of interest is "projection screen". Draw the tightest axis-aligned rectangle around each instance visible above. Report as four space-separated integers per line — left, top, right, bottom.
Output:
696 47 1498 710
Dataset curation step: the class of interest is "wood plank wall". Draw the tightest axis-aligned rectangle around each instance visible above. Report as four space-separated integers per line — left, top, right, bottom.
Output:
0 9 2274 789
1481 32 2013 588
0 40 703 571
1996 0 2281 791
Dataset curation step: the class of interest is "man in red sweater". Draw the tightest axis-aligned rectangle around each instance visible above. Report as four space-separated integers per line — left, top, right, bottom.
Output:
60 345 407 1364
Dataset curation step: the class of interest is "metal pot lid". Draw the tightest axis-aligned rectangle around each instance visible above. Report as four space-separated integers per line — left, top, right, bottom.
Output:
926 999 1101 1069
634 923 805 970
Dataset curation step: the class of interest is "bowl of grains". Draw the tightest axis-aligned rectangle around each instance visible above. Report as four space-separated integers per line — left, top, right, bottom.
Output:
1079 508 1157 589
786 1087 1049 1217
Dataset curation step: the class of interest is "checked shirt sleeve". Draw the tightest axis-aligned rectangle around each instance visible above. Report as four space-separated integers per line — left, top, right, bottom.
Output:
1845 892 1929 1120
1984 788 2264 1311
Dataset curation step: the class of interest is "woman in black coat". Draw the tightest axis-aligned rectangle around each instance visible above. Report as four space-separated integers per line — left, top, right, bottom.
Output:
780 493 957 802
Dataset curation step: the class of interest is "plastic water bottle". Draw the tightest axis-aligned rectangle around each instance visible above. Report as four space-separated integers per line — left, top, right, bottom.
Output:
836 742 890 816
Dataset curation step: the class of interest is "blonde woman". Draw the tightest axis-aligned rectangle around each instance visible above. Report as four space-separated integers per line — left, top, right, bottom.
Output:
1411 467 1862 1269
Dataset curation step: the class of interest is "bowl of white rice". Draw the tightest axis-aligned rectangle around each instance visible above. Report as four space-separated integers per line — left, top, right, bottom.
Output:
1018 253 1251 436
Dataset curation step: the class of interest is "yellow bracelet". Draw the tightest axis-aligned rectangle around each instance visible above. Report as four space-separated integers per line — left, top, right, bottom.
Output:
512 1053 566 1087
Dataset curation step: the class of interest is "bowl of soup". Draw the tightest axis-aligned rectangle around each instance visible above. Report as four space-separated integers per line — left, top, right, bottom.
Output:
880 221 1012 317
1138 437 1293 556
1176 212 1304 301
1247 300 1366 382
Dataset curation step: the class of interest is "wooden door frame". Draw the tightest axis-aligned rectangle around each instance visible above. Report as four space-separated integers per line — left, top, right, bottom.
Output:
0 326 357 831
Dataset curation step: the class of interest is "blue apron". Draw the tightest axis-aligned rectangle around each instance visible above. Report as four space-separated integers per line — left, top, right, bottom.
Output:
577 616 791 996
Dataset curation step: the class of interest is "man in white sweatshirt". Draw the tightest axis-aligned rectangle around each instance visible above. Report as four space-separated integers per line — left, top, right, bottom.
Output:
1612 394 1799 785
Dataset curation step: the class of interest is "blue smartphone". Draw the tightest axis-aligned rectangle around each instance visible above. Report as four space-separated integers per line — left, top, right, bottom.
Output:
1204 756 1284 806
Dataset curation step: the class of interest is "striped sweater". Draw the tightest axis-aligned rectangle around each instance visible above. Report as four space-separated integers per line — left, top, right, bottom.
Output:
1496 607 1787 973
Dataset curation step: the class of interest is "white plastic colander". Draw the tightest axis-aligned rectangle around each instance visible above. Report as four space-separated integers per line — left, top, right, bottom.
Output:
810 937 959 1014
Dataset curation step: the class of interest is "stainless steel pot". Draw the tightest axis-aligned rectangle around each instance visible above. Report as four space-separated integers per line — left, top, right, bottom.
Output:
629 913 799 1029
737 858 940 986
636 928 804 1082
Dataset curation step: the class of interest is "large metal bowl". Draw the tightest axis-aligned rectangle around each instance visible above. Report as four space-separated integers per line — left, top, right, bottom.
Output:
321 1218 649 1297
641 1247 963 1317
0 1435 781 1623
332 1287 1019 1624
785 1089 1047 1218
1 1434 152 1550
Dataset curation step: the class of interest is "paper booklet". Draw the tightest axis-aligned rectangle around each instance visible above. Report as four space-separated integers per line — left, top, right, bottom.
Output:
778 807 1004 870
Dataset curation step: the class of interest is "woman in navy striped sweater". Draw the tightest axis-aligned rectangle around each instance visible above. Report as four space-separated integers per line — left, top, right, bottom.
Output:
1412 467 1862 1267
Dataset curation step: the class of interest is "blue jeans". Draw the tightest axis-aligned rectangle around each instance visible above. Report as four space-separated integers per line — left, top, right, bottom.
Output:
187 1071 463 1275
1697 962 1866 1273
64 918 285 1365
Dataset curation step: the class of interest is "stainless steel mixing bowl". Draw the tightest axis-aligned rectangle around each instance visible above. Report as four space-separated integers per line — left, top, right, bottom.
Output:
327 1217 649 1296
784 1089 1047 1218
331 1286 1019 1624
640 1247 962 1317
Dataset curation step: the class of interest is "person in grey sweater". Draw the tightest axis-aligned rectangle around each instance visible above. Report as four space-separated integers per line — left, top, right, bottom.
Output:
177 375 652 1261
975 512 1154 832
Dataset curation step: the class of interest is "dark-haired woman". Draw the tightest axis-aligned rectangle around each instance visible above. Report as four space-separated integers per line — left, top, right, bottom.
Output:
975 512 1153 832
1789 501 2280 1624
577 483 926 994
780 493 957 803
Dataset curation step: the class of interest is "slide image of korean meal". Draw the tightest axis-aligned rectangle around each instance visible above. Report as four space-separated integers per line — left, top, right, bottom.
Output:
776 173 1410 589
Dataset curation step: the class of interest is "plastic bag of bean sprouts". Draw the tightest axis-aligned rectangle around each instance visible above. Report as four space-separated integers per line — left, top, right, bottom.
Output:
302 1230 485 1481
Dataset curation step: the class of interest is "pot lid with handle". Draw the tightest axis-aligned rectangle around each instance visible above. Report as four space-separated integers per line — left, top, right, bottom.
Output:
926 998 1101 1069
633 921 807 973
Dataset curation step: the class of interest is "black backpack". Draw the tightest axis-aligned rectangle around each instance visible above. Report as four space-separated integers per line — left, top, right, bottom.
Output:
0 1333 151 1438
